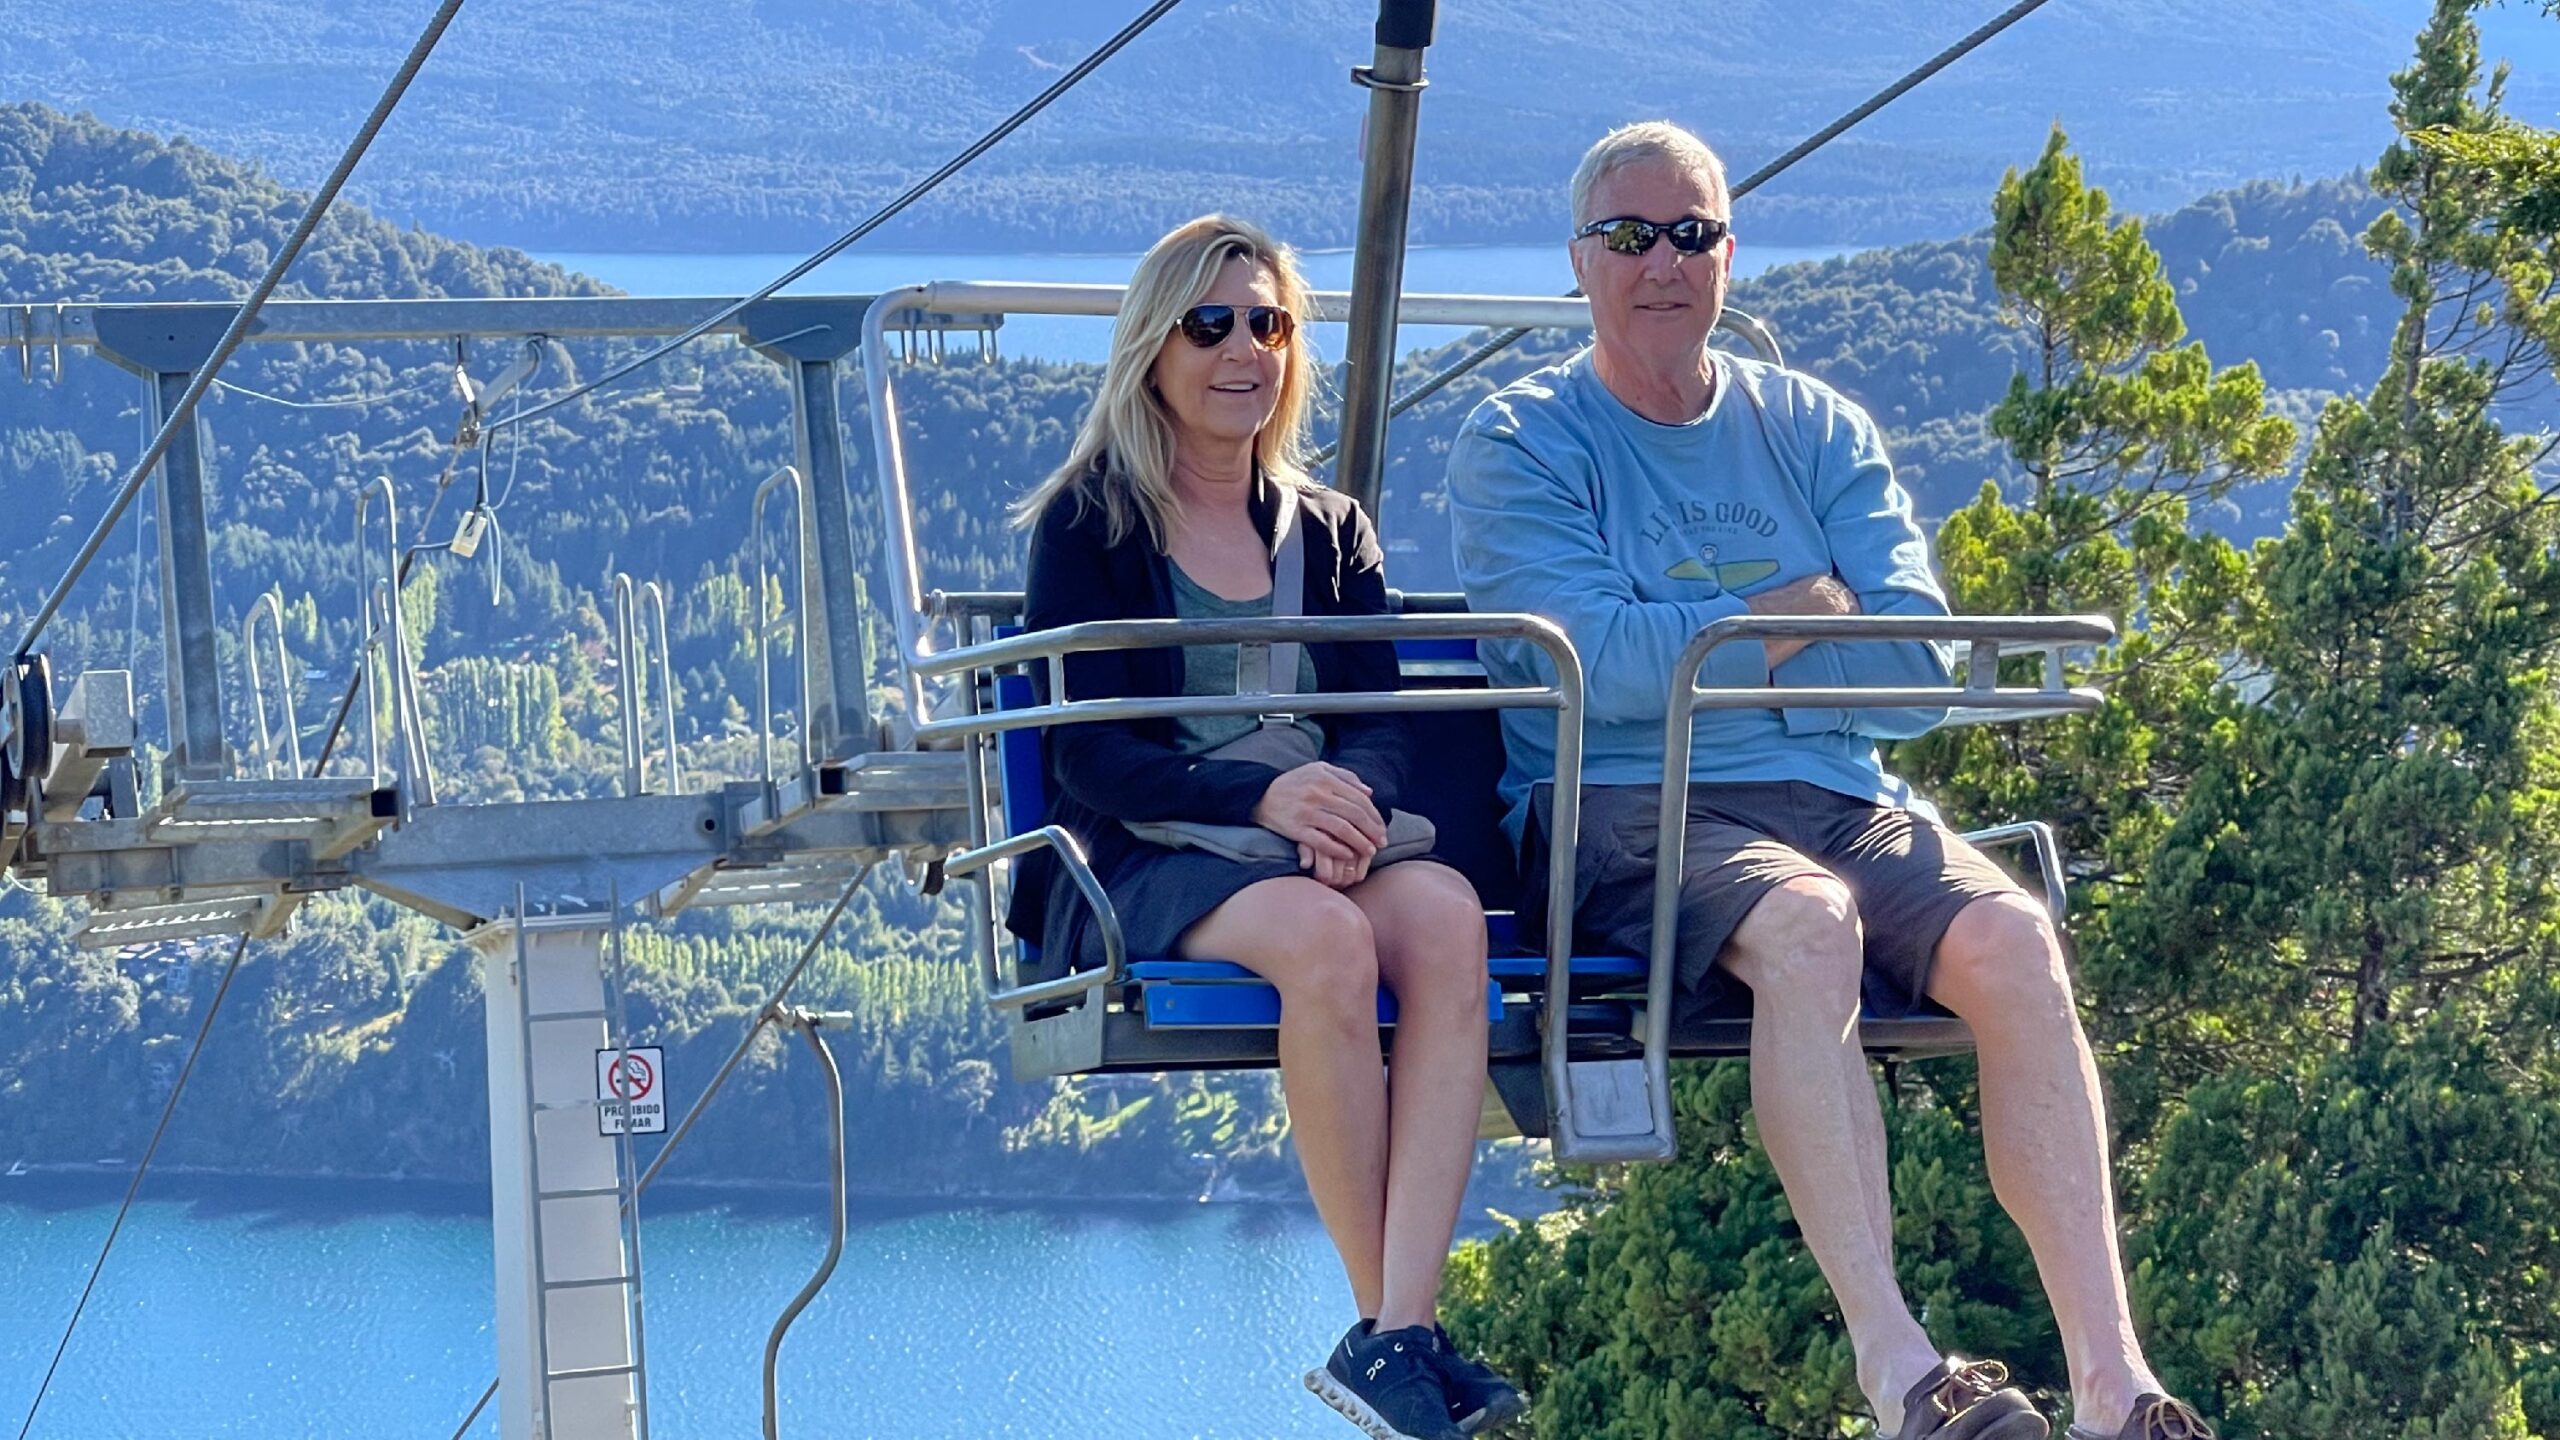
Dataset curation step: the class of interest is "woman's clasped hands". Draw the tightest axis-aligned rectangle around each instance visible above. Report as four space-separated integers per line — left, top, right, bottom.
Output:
1252 763 1387 890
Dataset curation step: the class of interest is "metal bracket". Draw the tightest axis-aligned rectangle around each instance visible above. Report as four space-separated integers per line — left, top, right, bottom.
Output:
45 669 135 823
1350 65 1427 92
1009 998 1105 1082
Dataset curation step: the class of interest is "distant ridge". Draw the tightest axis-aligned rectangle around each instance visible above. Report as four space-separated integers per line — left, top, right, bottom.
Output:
2 0 2540 252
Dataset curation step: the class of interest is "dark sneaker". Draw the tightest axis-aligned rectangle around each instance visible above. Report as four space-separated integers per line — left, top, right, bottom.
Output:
1431 1325 1527 1434
1305 1321 1468 1440
1886 1358 2049 1440
2066 1394 2216 1440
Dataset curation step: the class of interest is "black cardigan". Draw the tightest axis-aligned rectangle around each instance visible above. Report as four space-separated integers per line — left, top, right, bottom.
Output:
1003 471 1415 950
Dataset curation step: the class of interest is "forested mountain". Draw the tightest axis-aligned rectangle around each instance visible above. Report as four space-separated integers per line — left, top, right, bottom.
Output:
0 95 2395 1199
6 0 2552 251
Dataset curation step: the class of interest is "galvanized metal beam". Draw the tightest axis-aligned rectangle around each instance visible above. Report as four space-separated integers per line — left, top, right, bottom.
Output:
762 352 877 764
49 295 994 365
148 372 229 781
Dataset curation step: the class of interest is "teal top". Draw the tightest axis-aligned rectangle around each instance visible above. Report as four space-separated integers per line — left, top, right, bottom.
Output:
1167 565 1326 758
1448 348 1955 842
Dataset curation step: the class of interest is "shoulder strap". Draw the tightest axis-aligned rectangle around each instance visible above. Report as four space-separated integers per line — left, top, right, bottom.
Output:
1235 486 1307 724
1269 488 1305 695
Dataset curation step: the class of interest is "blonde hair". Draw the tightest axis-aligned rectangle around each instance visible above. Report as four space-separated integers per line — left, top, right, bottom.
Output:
1012 214 1320 549
1569 121 1731 229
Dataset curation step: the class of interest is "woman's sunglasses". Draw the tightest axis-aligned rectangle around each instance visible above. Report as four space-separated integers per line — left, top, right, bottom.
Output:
1175 304 1296 350
1573 215 1732 257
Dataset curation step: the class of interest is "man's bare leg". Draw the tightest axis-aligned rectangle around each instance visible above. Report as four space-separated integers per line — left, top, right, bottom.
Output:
1722 876 1941 1428
1926 894 2162 1432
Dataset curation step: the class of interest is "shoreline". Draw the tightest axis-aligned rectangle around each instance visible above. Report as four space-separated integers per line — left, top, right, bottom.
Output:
0 1161 1560 1237
0 1159 1305 1214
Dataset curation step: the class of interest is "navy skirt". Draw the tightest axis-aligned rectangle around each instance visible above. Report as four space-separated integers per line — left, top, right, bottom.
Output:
1042 831 1449 974
1046 836 1303 973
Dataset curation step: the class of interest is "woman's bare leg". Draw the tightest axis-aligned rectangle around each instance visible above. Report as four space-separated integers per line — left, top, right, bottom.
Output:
1182 876 1391 1316
1347 861 1490 1331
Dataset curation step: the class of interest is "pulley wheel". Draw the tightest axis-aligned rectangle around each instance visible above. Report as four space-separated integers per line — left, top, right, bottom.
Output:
2 654 53 819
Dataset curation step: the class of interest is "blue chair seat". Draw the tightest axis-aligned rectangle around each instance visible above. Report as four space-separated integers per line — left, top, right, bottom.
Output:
1124 950 1646 1032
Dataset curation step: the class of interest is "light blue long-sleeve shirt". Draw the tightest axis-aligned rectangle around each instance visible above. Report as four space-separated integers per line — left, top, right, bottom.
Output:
1448 347 1953 840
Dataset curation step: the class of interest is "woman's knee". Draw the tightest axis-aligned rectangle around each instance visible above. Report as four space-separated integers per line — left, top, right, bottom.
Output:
1370 865 1488 961
1721 874 1863 999
1268 888 1382 1004
1366 867 1488 1004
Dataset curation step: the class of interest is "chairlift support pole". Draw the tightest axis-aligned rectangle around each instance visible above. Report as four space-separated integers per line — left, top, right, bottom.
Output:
145 371 230 781
743 305 878 764
476 901 651 1440
81 305 242 784
1334 0 1436 514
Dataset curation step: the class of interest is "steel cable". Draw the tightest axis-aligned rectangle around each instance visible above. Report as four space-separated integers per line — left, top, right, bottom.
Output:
15 0 472 660
481 0 1188 440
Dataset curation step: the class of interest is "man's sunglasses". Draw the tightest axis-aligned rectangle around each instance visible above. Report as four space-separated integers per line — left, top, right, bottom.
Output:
1175 304 1297 350
1573 215 1732 257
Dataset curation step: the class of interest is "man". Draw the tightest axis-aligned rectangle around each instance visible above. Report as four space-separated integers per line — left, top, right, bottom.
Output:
1446 121 2213 1440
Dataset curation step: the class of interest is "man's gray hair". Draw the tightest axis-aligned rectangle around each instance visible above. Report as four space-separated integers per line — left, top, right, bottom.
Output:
1568 121 1731 229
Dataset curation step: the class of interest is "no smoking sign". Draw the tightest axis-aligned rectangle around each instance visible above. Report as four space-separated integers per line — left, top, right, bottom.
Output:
594 1046 667 1135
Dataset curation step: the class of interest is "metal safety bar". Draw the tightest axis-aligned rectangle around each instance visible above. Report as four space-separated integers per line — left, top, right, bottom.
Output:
1961 820 2068 921
911 609 1669 1160
944 825 1125 1011
612 575 681 796
241 592 302 780
354 477 434 815
749 467 811 799
860 280 1783 731
1649 613 2117 1083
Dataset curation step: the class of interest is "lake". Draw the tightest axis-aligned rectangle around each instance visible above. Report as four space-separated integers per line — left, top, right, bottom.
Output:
537 243 1857 364
0 1176 1401 1438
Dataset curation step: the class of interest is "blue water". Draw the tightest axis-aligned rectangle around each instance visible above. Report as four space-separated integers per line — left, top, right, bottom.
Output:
539 243 1854 363
0 1179 1370 1438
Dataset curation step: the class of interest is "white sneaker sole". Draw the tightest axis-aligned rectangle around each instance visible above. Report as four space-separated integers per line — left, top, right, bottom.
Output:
1304 1366 1439 1440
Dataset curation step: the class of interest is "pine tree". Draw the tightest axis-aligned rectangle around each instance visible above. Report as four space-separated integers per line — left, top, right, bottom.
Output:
2106 5 2560 1434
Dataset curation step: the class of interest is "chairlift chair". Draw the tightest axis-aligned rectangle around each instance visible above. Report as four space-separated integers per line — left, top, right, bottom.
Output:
863 283 2115 1162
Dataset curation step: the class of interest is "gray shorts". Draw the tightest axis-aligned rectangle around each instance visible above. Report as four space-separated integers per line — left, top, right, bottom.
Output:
1521 780 2027 1023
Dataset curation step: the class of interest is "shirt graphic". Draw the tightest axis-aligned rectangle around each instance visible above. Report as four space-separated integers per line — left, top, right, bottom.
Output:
1644 500 1781 595
1666 544 1780 592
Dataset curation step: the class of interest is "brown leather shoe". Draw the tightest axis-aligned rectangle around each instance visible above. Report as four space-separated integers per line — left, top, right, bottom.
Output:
1885 1359 2050 1440
2065 1394 2216 1440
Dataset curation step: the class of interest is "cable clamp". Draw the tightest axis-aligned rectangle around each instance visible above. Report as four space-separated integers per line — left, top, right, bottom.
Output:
1350 65 1426 93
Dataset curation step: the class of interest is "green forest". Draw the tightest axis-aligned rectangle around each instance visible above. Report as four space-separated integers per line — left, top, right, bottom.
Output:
4 0 2560 1431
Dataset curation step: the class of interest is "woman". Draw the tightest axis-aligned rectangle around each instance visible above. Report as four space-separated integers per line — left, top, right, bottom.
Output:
1006 215 1525 1440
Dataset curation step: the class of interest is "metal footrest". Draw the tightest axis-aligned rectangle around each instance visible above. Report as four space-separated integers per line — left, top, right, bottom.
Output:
144 777 398 858
657 855 868 911
1561 1059 1659 1140
74 892 296 949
